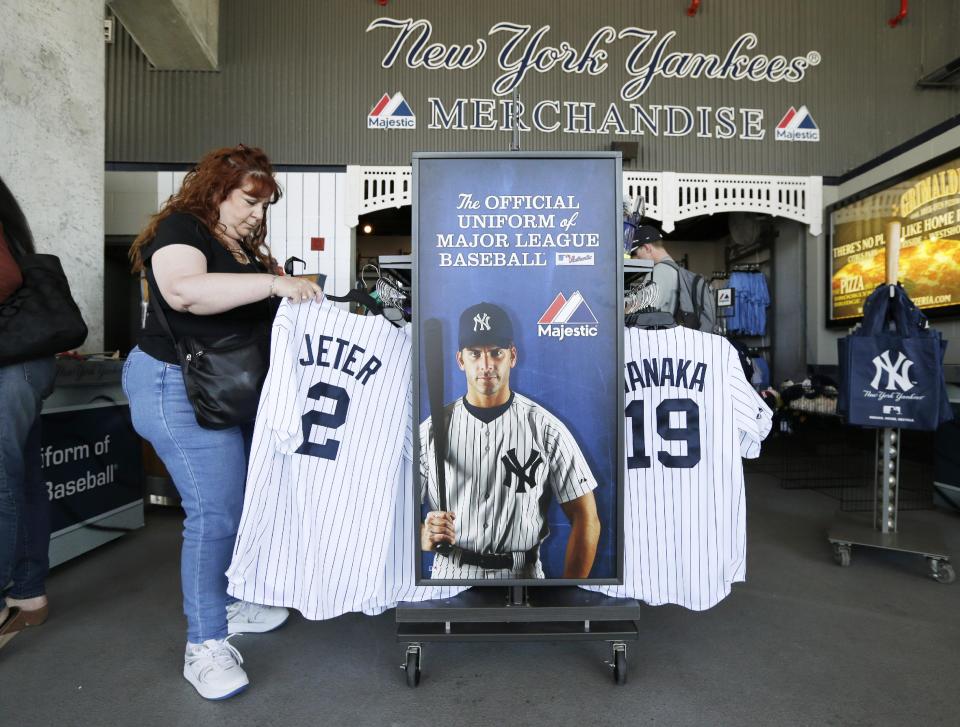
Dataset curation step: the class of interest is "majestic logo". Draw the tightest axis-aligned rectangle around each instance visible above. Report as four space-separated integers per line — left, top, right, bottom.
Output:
501 448 543 493
368 92 416 129
556 252 595 266
473 312 491 332
870 350 914 392
775 105 819 142
537 291 599 340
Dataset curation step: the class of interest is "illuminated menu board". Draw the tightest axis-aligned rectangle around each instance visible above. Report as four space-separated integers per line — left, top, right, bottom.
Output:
829 154 960 323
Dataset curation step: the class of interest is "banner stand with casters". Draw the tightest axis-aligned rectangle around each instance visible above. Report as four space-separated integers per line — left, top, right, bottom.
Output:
395 148 641 686
396 586 640 688
827 220 955 584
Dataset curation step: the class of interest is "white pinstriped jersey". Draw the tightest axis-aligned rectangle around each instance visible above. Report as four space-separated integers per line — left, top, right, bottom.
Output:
585 326 771 610
420 393 598 579
227 300 458 619
360 455 469 613
360 365 468 612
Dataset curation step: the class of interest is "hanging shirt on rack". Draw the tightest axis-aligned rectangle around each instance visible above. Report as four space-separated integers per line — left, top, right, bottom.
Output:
582 325 772 610
727 271 769 336
226 300 465 619
751 356 770 389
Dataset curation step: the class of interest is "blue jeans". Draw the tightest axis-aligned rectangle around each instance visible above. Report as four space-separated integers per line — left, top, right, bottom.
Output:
0 357 57 612
122 347 252 643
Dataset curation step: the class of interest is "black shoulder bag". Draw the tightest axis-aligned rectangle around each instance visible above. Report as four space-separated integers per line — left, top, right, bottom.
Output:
0 254 88 366
146 271 269 430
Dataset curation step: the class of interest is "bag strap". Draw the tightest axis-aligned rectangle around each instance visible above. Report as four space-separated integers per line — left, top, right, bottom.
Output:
143 267 179 347
659 258 690 320
858 284 892 336
691 273 704 319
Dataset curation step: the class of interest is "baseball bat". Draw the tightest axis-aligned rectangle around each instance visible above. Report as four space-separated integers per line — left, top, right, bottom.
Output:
424 318 452 556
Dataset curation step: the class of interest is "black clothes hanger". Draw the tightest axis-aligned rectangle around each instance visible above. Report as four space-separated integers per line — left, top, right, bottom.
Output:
324 287 384 315
283 256 306 276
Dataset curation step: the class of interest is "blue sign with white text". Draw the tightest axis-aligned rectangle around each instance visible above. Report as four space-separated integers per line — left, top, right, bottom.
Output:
414 153 622 585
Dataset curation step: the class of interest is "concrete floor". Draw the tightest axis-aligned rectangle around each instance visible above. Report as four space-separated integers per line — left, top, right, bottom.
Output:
1 472 958 727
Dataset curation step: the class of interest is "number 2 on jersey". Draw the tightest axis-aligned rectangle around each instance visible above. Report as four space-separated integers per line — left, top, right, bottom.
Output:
296 382 350 460
626 398 701 469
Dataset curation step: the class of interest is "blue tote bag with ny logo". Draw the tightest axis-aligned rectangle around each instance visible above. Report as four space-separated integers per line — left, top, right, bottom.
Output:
839 285 950 431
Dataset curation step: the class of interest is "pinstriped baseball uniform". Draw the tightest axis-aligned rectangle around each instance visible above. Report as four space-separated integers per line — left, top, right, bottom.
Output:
360 364 469 613
227 299 417 619
420 393 598 579
584 326 771 610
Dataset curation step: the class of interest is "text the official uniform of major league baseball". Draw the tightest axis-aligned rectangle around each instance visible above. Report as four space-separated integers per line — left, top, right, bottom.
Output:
435 192 602 268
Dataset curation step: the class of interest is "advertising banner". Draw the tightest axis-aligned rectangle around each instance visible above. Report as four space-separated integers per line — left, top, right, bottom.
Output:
41 404 143 534
413 153 623 585
829 154 960 324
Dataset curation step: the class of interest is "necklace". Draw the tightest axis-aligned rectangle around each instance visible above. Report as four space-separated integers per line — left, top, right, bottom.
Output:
224 242 249 264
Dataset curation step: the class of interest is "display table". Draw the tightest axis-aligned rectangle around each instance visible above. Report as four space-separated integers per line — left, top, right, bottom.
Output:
41 358 144 568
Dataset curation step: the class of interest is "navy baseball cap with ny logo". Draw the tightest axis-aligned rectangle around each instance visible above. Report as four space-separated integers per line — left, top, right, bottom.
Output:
458 302 514 349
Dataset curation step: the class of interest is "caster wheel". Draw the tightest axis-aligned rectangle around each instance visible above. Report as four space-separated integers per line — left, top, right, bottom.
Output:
405 649 421 688
612 648 627 685
832 544 851 567
930 560 955 584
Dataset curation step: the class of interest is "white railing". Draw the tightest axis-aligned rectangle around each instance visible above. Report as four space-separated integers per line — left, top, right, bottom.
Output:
625 171 823 236
344 166 412 228
347 166 824 236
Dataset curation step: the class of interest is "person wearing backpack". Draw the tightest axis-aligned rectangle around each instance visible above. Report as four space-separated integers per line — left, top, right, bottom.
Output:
629 224 717 334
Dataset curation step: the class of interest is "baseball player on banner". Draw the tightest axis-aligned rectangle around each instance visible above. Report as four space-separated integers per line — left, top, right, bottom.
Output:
419 302 601 580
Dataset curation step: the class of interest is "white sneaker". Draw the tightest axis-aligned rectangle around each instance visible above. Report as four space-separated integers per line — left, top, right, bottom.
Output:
226 600 289 634
183 636 249 700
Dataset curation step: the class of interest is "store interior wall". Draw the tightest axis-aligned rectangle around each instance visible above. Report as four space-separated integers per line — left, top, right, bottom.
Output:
2 0 105 351
660 238 727 279
357 235 411 269
807 125 960 374
772 221 806 384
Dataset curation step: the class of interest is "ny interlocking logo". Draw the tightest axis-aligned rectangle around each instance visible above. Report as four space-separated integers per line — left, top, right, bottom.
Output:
473 312 491 332
501 448 543 493
870 350 914 392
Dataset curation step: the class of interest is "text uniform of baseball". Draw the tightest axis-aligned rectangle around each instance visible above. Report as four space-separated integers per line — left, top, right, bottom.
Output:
227 300 462 619
420 303 600 580
585 324 771 610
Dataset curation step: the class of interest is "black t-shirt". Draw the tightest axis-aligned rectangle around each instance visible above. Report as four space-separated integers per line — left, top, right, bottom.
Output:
138 212 276 364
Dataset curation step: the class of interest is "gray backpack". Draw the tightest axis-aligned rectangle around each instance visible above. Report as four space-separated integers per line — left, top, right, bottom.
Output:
662 260 717 334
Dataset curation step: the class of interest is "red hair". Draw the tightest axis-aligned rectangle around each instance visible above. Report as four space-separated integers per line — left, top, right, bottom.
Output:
129 144 282 273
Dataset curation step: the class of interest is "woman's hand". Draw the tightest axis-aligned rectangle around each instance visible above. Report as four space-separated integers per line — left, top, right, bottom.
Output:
272 275 323 303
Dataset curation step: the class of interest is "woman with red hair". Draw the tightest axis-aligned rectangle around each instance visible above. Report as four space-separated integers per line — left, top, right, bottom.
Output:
124 145 322 700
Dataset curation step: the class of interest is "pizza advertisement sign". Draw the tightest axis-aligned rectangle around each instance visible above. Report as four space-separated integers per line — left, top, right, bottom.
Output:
828 152 960 325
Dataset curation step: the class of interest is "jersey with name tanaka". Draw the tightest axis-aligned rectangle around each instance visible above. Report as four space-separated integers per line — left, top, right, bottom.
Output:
584 326 771 610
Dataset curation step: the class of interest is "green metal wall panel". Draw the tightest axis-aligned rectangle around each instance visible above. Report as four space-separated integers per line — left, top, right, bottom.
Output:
106 0 960 175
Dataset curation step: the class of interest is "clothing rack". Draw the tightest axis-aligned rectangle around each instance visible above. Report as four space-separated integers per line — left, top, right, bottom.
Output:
827 223 954 584
623 258 654 289
722 242 774 383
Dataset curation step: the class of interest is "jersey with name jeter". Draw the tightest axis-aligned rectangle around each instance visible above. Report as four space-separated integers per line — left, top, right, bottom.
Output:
584 326 771 610
420 393 598 580
360 335 468 613
227 300 460 619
